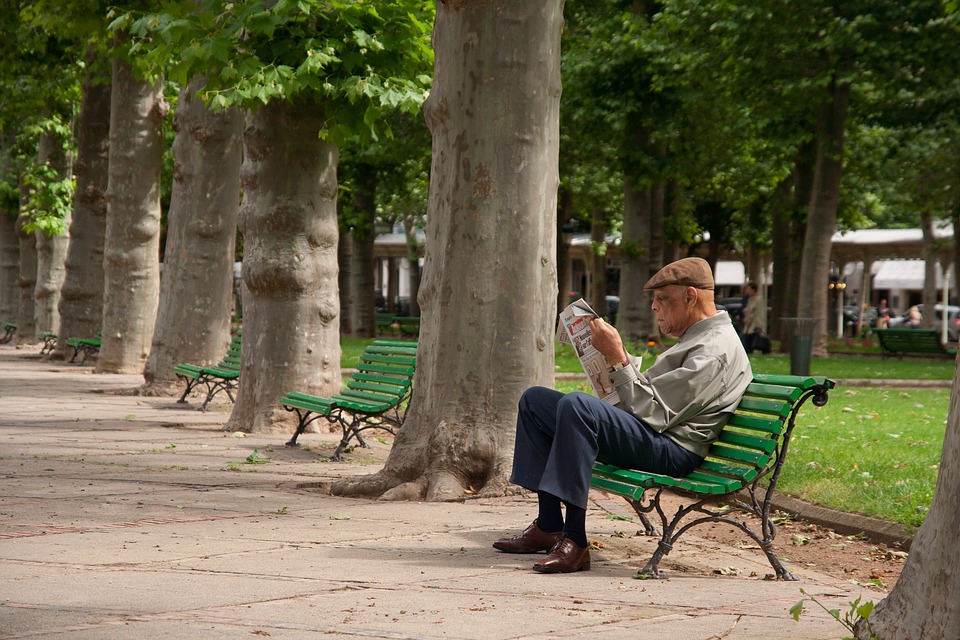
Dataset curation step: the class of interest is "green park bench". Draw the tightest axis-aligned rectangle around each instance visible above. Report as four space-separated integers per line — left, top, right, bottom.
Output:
282 339 417 460
872 328 957 359
591 373 835 581
375 312 397 335
66 333 101 364
173 330 242 411
38 331 58 355
392 316 420 336
1 322 16 344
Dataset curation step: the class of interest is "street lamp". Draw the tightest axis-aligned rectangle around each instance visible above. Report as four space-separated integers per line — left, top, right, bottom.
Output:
828 279 847 337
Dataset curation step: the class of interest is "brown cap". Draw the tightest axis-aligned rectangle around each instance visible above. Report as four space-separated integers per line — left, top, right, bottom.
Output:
644 257 714 291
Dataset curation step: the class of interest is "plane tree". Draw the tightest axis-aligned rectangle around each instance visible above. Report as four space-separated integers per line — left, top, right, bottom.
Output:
332 0 564 501
121 0 433 431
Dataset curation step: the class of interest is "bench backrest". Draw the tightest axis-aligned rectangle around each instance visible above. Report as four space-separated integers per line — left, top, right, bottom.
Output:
339 340 417 407
218 330 243 371
592 374 834 498
874 328 947 353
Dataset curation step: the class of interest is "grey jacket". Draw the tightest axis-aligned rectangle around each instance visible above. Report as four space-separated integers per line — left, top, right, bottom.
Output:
608 311 752 457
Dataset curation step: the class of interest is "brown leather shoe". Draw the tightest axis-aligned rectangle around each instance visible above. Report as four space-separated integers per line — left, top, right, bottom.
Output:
493 520 564 554
533 536 591 573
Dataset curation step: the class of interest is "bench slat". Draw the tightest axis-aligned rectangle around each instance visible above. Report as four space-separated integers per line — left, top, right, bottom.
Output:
717 430 777 454
725 413 783 434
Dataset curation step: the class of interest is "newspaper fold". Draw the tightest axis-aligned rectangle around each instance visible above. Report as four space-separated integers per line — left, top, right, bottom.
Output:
556 298 631 405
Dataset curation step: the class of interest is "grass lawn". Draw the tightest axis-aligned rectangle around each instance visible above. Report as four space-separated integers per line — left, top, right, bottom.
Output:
344 336 952 531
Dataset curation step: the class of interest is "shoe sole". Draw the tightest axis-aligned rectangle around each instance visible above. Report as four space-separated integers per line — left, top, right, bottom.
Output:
492 543 553 554
532 562 590 574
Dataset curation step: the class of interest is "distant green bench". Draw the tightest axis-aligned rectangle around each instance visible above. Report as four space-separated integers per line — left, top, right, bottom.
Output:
393 316 420 336
66 334 101 364
173 331 242 411
873 328 957 359
1 322 16 344
591 373 835 581
282 340 417 460
375 312 397 335
39 331 58 355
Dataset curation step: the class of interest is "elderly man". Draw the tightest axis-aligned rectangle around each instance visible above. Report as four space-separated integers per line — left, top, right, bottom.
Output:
493 256 752 573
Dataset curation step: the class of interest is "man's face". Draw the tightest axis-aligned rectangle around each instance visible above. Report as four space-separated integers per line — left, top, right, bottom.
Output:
651 285 691 337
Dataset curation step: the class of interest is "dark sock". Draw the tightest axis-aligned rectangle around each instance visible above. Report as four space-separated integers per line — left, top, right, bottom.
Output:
562 502 588 548
536 492 564 533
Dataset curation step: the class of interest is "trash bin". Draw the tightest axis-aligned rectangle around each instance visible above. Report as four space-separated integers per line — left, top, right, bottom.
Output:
781 317 819 376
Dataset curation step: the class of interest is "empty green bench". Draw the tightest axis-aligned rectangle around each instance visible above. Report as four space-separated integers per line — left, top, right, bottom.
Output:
173 330 242 411
39 331 58 355
393 316 420 336
1 322 15 344
66 334 101 364
591 373 835 581
873 328 957 359
282 340 417 460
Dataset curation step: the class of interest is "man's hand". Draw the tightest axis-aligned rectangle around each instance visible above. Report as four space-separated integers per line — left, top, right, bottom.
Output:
589 317 629 368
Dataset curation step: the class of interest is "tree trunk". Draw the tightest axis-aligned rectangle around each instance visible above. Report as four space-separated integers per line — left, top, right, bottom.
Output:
331 0 563 501
15 179 37 344
769 174 794 342
34 132 70 336
589 208 607 318
0 131 18 321
58 51 111 358
141 76 242 392
98 58 165 374
402 215 422 317
225 99 341 434
0 212 16 321
798 77 850 358
856 365 960 639
338 228 353 335
556 187 573 314
619 174 659 343
919 209 938 331
348 162 377 337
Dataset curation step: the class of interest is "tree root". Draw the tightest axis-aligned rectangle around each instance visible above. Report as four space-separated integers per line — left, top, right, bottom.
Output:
106 381 181 397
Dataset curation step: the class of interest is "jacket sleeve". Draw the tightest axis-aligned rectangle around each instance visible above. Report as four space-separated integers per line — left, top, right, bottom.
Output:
608 353 729 433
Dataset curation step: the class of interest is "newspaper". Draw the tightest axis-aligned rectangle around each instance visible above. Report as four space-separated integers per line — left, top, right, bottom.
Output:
556 298 634 405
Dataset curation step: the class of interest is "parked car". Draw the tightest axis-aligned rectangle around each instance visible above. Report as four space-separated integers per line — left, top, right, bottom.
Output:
886 304 960 341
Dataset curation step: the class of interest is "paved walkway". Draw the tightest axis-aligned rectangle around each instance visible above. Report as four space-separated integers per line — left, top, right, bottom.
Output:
0 345 871 639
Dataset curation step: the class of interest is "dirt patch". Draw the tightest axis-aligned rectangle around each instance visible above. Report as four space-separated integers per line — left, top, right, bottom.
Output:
595 492 907 593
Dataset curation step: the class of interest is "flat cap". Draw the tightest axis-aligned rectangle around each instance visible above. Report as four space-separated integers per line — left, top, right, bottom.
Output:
644 257 714 291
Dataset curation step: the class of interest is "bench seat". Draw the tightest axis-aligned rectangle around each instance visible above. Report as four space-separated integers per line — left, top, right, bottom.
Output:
873 328 956 358
173 330 242 411
282 340 417 460
38 331 58 355
66 334 101 364
590 373 835 581
1 322 16 344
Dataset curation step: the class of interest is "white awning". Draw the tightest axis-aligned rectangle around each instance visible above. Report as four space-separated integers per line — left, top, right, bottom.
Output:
873 260 943 289
714 261 745 286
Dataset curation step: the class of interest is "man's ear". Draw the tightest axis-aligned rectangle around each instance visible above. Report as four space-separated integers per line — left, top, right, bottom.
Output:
685 287 696 305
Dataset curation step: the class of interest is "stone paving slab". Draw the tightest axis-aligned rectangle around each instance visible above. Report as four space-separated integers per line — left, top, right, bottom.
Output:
0 344 872 639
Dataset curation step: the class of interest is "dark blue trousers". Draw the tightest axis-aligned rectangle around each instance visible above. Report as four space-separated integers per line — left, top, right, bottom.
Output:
509 386 703 509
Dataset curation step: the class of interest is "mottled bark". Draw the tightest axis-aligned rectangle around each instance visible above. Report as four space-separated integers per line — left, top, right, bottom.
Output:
98 58 165 373
225 99 341 434
142 76 242 392
332 0 563 501
34 133 70 335
59 48 111 358
857 366 960 639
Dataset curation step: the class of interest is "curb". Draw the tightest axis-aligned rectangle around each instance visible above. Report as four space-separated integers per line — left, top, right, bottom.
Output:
768 493 913 550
